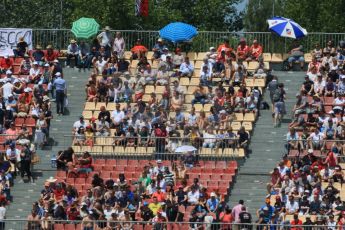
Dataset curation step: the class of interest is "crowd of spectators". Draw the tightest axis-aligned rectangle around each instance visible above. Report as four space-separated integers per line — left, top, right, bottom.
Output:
256 40 345 229
25 28 270 229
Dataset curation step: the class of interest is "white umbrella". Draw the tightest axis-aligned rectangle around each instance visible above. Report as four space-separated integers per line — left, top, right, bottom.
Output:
175 145 197 153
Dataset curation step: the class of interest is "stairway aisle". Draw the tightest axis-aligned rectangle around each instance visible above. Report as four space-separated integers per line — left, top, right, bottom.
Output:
6 68 89 219
228 71 305 216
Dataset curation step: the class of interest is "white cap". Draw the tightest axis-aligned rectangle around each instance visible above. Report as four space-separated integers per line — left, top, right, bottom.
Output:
33 61 38 65
53 59 59 63
156 159 162 163
308 149 313 154
13 79 19 84
329 110 334 114
55 72 61 76
210 192 216 197
44 63 50 67
8 94 13 97
4 55 9 58
5 70 12 75
209 47 215 51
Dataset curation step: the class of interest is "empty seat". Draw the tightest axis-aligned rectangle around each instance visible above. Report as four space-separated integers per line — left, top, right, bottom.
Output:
262 53 272 62
271 53 283 62
84 102 95 110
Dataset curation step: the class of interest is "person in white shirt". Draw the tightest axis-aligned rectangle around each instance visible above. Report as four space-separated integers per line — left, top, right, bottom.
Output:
307 128 325 150
187 186 200 205
111 103 125 126
200 65 212 86
160 48 170 62
179 57 194 77
104 203 115 220
285 195 299 214
200 58 213 75
94 56 108 75
113 32 125 58
72 116 88 134
97 26 112 49
313 74 326 95
1 78 13 100
203 128 216 148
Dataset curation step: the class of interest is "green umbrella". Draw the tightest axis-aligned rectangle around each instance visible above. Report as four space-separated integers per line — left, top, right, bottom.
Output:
71 17 100 39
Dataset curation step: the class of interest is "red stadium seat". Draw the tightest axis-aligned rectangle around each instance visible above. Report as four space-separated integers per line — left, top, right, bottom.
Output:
25 117 36 127
64 224 76 230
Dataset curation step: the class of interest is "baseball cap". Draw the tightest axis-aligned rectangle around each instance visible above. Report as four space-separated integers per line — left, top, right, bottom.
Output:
5 70 12 75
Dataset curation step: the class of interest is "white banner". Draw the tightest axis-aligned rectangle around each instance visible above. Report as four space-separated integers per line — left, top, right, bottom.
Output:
0 28 32 56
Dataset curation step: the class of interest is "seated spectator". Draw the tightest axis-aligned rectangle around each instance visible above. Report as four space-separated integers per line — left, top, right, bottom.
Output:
31 45 45 66
170 91 183 111
307 128 325 150
217 38 234 60
202 127 216 148
287 40 305 70
74 127 86 146
13 36 28 57
200 65 212 86
179 57 194 77
236 38 250 61
117 57 130 73
94 55 108 75
66 39 79 68
77 41 91 71
19 54 32 75
323 40 337 56
247 39 263 61
44 45 58 63
56 147 75 170
0 55 13 74
130 39 147 61
76 151 93 173
29 62 41 82
312 43 323 61
172 48 184 67
152 38 167 62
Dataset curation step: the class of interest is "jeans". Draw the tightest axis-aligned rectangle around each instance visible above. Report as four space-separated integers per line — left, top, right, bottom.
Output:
192 97 206 106
288 56 305 63
203 142 215 148
13 49 25 57
56 90 65 114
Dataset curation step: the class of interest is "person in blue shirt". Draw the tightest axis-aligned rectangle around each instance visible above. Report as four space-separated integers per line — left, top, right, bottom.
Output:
66 39 79 68
206 192 219 213
257 199 275 224
53 72 66 115
152 38 167 62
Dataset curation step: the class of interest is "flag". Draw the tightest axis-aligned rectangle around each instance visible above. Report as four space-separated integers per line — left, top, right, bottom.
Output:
135 0 149 17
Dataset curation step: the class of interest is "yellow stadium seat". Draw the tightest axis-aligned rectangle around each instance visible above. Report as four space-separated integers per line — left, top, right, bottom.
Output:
180 78 190 86
231 122 241 131
243 113 256 122
106 103 116 111
234 148 245 158
304 53 312 63
103 146 114 154
271 53 283 62
194 61 203 69
156 86 165 94
262 53 272 62
242 121 253 131
82 110 93 120
264 62 270 70
187 52 197 61
84 102 96 111
142 94 151 102
146 51 154 59
190 78 200 86
185 95 194 104
114 146 125 154
203 104 212 112
124 51 132 59
244 78 254 87
247 62 259 71
95 102 106 110
197 52 207 60
194 104 203 112
145 85 155 93
254 78 265 87
131 60 139 68
93 111 100 118
234 113 244 122
223 148 234 157
72 145 81 153
200 147 213 155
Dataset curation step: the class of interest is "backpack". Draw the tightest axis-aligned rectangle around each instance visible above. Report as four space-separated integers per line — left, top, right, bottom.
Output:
273 89 282 102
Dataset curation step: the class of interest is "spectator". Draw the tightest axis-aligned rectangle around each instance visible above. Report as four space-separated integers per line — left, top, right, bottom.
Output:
237 38 250 61
31 45 45 66
287 40 305 70
0 55 13 74
66 39 79 68
113 32 125 58
179 57 194 77
44 45 58 63
53 72 66 115
76 151 93 174
248 39 263 61
152 38 167 62
13 36 28 57
97 26 113 51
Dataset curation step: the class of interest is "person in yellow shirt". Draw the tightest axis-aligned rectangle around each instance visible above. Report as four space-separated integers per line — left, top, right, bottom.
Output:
148 196 162 215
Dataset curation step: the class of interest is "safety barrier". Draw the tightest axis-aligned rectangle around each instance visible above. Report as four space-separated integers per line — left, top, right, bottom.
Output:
31 29 345 53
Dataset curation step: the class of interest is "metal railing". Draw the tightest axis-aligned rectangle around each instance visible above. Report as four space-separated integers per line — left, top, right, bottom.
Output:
0 219 338 230
31 29 345 53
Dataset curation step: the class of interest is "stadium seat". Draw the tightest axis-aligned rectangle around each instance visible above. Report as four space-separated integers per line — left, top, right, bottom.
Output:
271 53 283 62
84 102 96 110
262 53 272 62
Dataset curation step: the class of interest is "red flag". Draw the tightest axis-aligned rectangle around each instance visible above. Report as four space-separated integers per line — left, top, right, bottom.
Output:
135 0 149 17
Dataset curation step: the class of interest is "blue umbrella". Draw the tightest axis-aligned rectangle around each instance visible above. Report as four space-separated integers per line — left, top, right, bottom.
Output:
159 22 198 43
267 16 307 39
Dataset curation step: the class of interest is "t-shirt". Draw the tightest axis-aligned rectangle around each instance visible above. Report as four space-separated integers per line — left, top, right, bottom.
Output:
239 211 252 223
148 202 162 215
0 206 6 220
32 50 45 61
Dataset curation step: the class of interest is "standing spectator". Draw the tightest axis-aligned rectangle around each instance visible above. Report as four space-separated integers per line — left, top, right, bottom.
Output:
97 26 113 51
113 32 125 58
0 202 6 230
19 144 33 183
231 200 244 222
13 36 28 57
239 206 252 229
53 72 66 115
66 39 79 68
219 206 233 230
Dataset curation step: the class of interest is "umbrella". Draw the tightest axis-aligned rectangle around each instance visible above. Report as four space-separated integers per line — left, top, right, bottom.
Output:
175 145 197 153
71 17 100 39
130 45 148 53
159 22 198 43
267 16 307 39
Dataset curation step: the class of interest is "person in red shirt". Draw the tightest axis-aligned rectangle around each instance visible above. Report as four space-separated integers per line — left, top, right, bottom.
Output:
44 45 58 63
217 38 234 60
19 87 33 104
236 38 250 61
290 214 302 230
248 40 263 61
0 55 14 73
130 39 148 61
323 151 338 168
152 186 166 202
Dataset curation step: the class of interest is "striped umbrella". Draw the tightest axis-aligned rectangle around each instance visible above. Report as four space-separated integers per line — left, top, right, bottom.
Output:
71 17 100 39
159 22 198 43
267 16 307 39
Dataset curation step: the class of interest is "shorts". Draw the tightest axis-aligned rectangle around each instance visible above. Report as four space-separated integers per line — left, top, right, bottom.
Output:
274 101 285 115
288 56 305 63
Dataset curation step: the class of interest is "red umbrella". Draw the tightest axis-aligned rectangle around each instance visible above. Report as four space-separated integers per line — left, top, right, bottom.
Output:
131 45 148 53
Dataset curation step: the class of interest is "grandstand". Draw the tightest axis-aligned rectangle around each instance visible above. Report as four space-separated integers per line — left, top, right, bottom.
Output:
1 27 345 230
